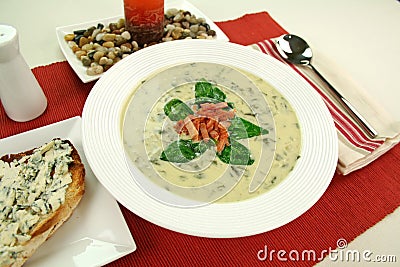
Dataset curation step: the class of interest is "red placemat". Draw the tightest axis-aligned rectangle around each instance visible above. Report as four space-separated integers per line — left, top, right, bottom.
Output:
1 12 399 266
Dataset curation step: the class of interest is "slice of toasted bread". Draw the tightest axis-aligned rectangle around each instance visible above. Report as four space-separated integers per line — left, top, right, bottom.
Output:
0 139 85 267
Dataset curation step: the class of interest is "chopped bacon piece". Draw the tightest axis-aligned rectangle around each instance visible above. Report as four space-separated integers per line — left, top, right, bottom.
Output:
214 120 219 130
197 109 235 121
216 135 229 152
192 117 201 131
206 119 215 132
184 116 199 141
173 101 236 152
200 102 229 110
218 127 230 147
196 102 235 122
209 130 219 140
199 122 210 142
174 119 186 134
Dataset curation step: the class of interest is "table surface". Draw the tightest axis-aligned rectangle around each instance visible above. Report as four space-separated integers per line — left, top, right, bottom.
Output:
1 0 399 265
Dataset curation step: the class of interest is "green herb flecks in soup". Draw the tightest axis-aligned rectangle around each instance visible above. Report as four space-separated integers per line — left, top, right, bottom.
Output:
122 62 301 204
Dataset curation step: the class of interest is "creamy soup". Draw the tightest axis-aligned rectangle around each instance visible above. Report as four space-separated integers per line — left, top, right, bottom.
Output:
122 63 301 204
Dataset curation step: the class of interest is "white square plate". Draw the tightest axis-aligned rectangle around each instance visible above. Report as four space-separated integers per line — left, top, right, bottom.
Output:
56 0 229 83
0 117 136 267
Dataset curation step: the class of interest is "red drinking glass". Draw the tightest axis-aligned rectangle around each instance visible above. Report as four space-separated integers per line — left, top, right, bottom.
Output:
123 0 164 46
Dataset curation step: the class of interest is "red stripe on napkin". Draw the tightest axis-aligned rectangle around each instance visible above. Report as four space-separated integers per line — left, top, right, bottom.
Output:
253 37 384 153
0 11 399 267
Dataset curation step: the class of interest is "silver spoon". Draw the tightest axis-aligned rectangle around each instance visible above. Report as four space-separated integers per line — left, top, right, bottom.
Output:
275 34 378 138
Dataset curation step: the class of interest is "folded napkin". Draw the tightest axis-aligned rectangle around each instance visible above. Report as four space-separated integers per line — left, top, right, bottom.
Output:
221 13 400 175
250 40 400 174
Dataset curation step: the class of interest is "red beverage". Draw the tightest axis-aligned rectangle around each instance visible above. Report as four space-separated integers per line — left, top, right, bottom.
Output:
123 0 164 46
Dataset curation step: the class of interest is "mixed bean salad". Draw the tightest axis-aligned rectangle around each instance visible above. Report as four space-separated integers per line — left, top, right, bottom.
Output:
64 8 217 76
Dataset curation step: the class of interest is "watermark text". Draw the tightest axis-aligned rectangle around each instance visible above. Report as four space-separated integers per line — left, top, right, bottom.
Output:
257 238 397 263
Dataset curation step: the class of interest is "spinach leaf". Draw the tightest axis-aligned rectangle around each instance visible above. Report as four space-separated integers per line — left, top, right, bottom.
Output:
164 99 193 121
160 139 213 163
228 117 269 140
160 139 196 163
195 80 226 103
217 139 255 165
191 140 212 154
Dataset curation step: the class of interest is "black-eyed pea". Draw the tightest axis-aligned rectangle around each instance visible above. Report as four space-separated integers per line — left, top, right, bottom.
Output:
81 43 94 51
114 35 126 46
86 64 104 75
95 46 107 53
121 31 131 40
120 45 131 53
116 18 125 29
102 41 114 48
81 56 91 66
75 50 87 59
114 47 123 57
68 41 80 53
107 51 116 60
64 34 75 41
96 32 105 42
91 28 101 39
93 43 101 49
93 51 105 62
109 23 118 32
79 36 89 47
198 25 207 32
99 56 109 65
105 58 114 66
71 45 81 53
121 42 132 50
131 41 139 51
102 33 116 42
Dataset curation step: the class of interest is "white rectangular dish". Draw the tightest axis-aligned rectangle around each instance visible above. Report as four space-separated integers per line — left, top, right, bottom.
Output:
0 117 136 267
56 0 229 83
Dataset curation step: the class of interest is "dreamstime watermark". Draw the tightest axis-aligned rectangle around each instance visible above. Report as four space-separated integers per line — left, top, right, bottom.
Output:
257 238 398 263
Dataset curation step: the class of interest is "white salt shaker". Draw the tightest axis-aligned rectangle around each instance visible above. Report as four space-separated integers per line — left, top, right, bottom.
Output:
0 24 47 122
